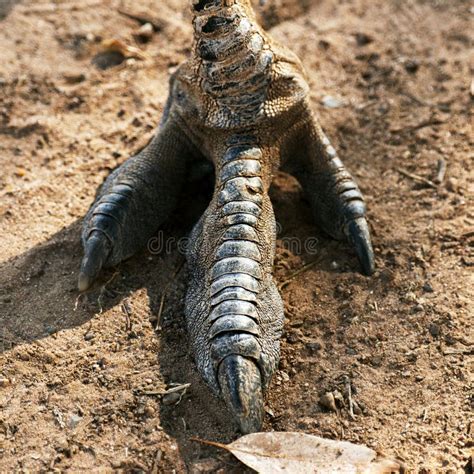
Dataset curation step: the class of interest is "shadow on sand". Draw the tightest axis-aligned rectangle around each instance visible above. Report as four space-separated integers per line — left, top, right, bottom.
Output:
0 168 354 464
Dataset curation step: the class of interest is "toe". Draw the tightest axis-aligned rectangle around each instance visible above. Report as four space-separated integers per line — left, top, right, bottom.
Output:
78 231 111 291
345 217 375 276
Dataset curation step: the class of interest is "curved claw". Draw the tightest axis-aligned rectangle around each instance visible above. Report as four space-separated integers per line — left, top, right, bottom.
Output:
218 355 264 434
345 217 375 276
78 231 112 291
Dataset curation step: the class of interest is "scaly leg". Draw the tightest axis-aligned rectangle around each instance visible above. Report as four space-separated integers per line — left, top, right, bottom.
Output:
79 120 194 290
283 113 375 275
185 140 284 433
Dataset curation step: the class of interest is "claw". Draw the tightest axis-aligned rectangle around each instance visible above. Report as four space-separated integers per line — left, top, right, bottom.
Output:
218 354 264 434
78 230 112 291
345 217 375 276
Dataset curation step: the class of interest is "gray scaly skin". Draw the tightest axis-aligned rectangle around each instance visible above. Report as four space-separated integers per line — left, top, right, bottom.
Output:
79 0 375 433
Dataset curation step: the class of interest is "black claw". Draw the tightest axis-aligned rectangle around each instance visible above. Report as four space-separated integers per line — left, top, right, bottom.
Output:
345 217 375 276
78 231 112 291
218 355 264 434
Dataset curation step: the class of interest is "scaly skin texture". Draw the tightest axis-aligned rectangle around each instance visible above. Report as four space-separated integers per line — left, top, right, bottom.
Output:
79 0 375 433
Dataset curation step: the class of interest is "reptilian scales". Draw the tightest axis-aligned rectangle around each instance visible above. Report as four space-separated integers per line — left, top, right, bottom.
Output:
79 0 375 433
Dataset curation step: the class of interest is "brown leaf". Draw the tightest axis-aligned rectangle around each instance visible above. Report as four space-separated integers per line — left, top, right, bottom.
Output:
193 432 403 473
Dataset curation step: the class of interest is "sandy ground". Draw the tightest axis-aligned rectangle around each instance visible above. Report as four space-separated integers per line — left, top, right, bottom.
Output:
0 0 473 471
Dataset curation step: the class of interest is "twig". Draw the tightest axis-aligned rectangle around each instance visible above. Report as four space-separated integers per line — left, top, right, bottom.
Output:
121 300 132 331
73 293 85 311
190 437 228 450
97 270 119 313
434 158 447 184
392 117 445 134
400 92 431 107
344 376 355 420
278 259 320 290
396 168 437 189
140 382 191 396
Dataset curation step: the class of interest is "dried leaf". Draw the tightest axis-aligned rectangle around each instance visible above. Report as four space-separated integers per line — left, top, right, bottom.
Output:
193 432 402 473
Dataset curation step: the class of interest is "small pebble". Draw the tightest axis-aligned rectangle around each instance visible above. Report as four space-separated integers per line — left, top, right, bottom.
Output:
68 414 82 429
286 332 301 344
429 323 440 337
422 282 434 293
135 23 154 43
306 341 322 353
63 72 86 84
354 32 373 46
319 391 337 412
265 406 275 417
321 95 344 109
404 59 420 74
352 401 362 415
403 291 417 303
280 371 290 382
0 377 11 387
162 392 181 406
144 405 156 417
446 177 458 192
290 319 304 328
84 332 95 341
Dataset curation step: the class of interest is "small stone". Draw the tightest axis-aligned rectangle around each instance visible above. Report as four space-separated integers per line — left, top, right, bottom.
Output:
162 392 181 406
319 391 337 412
63 72 86 84
84 332 95 341
286 331 301 344
321 95 344 109
265 406 275 417
14 167 27 177
404 59 420 74
422 282 434 293
413 303 424 313
330 260 340 270
135 23 154 43
280 371 290 382
68 414 82 429
352 401 362 415
0 377 11 387
429 323 440 337
144 405 156 417
290 319 304 328
306 341 322 353
446 177 458 192
354 32 373 46
403 291 417 303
